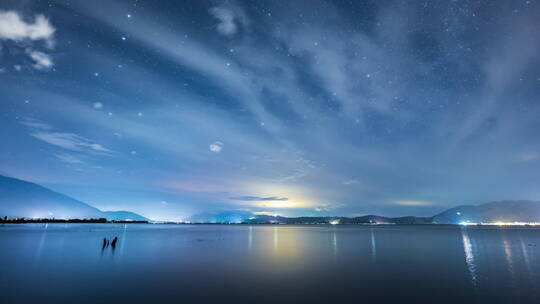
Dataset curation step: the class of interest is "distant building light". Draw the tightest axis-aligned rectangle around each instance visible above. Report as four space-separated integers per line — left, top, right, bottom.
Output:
460 221 540 226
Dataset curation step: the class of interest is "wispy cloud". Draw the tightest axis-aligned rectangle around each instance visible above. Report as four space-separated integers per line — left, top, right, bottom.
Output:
230 196 288 201
31 132 113 154
30 132 113 154
20 118 113 155
393 200 436 207
209 2 247 36
342 179 361 185
55 153 83 164
19 117 52 130
27 49 53 69
517 153 538 162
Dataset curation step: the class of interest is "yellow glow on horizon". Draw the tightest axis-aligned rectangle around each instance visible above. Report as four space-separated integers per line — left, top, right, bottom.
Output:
255 200 300 208
231 181 333 210
243 183 324 208
394 200 436 206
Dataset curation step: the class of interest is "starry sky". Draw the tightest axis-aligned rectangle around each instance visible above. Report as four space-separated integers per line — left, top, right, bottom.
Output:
1 0 540 221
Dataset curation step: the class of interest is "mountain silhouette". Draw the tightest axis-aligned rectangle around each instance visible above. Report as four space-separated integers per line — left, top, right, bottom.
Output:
0 175 149 221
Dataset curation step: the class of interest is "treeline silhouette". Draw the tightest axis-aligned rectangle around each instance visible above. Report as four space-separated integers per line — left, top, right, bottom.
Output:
0 216 148 224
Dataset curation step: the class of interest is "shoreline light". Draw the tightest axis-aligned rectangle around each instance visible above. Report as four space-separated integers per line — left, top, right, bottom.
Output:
459 221 540 226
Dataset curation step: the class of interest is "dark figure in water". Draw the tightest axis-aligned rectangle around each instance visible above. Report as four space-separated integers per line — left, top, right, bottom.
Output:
102 238 108 249
111 237 118 248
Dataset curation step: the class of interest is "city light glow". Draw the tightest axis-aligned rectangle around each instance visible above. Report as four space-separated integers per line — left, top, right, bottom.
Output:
459 222 540 226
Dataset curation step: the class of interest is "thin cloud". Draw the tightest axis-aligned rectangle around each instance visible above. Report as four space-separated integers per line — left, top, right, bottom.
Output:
20 118 113 155
31 132 113 154
27 50 53 69
55 153 83 164
19 117 52 130
342 179 361 185
230 196 288 201
517 153 538 162
209 3 247 36
393 200 436 207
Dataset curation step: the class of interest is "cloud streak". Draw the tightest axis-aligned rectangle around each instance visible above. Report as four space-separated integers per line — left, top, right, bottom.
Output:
30 132 113 154
20 118 113 155
230 196 288 202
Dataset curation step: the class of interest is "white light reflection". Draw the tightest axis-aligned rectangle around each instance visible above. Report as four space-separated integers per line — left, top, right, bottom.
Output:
248 226 253 252
370 229 376 263
119 223 128 257
519 236 532 280
502 236 515 282
35 223 49 264
332 229 338 259
461 228 478 286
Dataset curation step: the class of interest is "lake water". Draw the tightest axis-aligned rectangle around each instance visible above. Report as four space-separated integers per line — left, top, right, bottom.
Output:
1 224 540 303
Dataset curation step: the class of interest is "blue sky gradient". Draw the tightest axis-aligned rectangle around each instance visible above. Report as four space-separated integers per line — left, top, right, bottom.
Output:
1 0 540 221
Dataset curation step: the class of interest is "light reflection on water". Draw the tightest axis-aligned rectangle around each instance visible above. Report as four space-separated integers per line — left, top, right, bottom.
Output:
520 236 533 279
248 225 253 252
35 223 48 265
2 224 540 303
332 229 337 259
370 228 376 262
461 228 478 286
502 235 516 284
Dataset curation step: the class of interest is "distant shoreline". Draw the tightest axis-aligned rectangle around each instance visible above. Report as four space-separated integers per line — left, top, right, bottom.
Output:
2 218 540 227
0 218 148 224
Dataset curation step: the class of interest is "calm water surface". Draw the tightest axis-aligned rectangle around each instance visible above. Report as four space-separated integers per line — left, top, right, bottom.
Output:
1 224 540 303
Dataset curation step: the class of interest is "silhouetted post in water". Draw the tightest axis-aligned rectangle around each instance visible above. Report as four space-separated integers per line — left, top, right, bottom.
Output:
111 237 118 248
102 238 107 249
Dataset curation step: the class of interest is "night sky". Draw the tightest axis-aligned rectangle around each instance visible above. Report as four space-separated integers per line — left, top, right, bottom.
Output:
1 0 540 221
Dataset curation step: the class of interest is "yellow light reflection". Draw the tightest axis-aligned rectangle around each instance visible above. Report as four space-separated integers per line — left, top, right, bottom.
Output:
252 226 301 263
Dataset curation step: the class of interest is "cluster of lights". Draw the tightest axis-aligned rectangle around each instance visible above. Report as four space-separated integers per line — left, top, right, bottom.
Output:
459 221 540 226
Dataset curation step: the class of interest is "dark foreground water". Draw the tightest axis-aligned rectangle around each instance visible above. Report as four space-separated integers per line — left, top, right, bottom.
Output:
1 224 540 303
